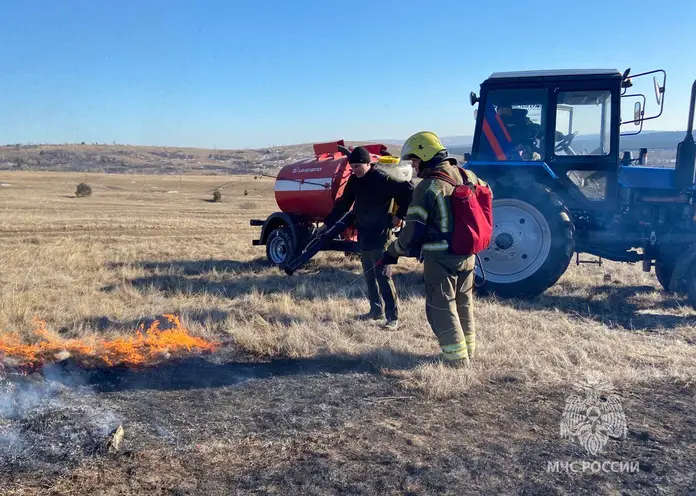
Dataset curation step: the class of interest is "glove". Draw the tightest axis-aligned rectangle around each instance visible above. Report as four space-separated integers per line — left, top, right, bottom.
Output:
376 251 398 269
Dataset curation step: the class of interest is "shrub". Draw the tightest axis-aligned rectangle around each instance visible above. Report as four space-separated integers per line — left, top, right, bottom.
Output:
244 189 249 196
75 183 92 197
212 189 222 202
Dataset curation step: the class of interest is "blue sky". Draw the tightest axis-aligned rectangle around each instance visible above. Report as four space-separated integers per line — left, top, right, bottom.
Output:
0 0 694 149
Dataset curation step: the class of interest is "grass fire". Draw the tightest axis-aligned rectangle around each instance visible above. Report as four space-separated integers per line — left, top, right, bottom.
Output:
0 315 217 372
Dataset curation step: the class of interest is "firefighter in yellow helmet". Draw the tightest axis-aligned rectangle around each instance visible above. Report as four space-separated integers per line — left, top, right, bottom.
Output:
379 131 490 367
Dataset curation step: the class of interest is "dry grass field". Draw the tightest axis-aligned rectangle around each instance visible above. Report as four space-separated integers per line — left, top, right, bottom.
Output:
1 170 696 494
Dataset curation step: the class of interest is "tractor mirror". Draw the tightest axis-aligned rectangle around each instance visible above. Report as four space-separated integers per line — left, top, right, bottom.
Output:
634 102 642 125
470 92 479 106
653 76 662 105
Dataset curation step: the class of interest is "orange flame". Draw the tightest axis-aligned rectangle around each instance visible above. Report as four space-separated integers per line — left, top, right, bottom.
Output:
0 315 217 370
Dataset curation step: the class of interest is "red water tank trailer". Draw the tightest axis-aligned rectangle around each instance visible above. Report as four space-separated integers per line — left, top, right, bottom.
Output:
274 142 354 220
250 140 394 267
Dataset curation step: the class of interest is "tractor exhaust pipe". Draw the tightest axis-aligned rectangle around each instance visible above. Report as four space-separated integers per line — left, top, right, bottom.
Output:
675 79 696 190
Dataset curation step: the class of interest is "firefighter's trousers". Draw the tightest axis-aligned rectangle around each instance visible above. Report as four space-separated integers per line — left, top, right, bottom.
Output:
423 254 476 364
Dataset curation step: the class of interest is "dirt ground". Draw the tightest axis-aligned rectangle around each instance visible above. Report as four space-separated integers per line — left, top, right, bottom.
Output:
1 171 695 495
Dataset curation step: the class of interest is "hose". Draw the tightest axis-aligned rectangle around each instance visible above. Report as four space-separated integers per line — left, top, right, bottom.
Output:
474 253 486 288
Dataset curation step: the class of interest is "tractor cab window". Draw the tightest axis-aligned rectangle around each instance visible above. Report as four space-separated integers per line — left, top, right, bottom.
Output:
479 88 547 162
554 90 612 156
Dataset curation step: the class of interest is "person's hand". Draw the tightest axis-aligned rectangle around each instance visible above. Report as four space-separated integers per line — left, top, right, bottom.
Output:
392 217 404 229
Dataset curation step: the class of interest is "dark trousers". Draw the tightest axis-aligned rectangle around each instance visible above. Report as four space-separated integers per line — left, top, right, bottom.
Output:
360 247 399 321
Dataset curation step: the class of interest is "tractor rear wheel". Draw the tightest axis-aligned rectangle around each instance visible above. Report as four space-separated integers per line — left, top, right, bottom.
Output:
478 183 575 298
688 262 696 309
266 226 296 268
655 260 675 292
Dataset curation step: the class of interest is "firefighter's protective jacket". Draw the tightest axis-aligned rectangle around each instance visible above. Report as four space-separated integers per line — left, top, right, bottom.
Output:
324 166 414 251
387 158 490 258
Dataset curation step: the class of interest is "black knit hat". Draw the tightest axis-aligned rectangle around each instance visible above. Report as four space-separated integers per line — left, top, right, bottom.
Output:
348 146 371 165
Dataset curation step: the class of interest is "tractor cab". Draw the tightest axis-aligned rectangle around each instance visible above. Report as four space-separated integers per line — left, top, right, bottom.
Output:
467 69 670 211
465 68 696 302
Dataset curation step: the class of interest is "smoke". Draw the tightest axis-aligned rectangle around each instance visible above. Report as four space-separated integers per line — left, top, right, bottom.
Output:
0 365 122 473
0 429 22 459
155 424 181 447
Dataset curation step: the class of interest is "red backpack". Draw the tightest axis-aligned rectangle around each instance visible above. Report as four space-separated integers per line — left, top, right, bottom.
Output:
429 169 493 256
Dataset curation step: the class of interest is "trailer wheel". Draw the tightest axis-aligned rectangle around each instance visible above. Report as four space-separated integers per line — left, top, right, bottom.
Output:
477 183 575 298
266 226 295 268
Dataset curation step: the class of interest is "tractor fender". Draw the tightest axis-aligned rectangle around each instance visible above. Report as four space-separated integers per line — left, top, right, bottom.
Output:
668 244 696 292
259 212 313 248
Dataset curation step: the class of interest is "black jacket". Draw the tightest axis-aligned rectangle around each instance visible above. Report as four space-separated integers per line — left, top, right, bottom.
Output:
324 167 414 250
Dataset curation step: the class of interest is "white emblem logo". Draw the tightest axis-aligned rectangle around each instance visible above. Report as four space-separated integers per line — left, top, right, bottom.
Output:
560 378 627 455
292 167 323 174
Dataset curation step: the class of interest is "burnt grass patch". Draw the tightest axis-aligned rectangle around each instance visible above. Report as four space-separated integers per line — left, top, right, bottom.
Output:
46 354 376 393
1 357 695 494
0 370 122 478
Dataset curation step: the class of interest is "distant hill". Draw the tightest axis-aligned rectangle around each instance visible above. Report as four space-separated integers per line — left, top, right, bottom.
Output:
369 136 473 147
444 130 689 158
370 136 473 157
448 144 473 156
0 143 317 175
619 131 688 151
0 141 402 175
0 131 688 175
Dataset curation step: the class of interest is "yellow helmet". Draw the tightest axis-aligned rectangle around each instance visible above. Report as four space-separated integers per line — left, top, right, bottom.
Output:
400 131 446 162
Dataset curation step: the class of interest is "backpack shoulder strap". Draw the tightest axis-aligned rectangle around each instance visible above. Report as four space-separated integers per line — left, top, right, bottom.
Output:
459 168 478 187
429 171 457 187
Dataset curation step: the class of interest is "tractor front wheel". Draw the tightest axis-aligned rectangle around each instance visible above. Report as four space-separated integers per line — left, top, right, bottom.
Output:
478 183 575 298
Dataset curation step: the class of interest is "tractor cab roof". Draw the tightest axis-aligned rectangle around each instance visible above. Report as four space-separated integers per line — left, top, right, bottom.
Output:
484 69 623 85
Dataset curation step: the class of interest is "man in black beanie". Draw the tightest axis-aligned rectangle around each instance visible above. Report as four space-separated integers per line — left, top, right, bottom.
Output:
323 146 414 329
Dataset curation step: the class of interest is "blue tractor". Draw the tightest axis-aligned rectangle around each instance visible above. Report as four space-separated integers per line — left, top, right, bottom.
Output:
465 68 696 304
